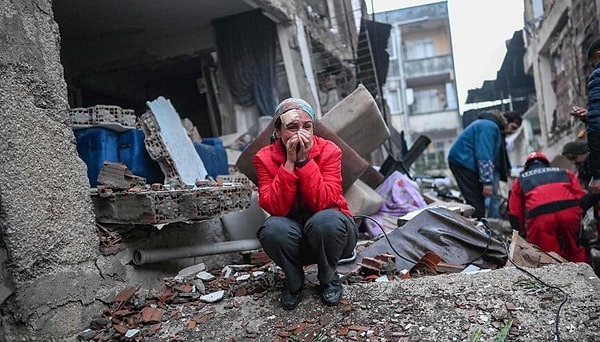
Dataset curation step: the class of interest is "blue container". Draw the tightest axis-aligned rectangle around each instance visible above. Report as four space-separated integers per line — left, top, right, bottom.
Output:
193 142 229 179
74 127 119 187
118 129 164 184
201 137 224 148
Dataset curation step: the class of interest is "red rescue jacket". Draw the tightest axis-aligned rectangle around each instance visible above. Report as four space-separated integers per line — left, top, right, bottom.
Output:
508 166 585 233
253 136 352 223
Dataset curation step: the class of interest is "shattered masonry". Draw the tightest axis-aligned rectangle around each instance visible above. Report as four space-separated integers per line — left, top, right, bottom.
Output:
91 184 252 225
139 109 184 187
70 105 138 128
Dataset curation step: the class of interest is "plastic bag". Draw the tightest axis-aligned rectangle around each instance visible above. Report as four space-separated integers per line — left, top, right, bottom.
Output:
364 171 427 237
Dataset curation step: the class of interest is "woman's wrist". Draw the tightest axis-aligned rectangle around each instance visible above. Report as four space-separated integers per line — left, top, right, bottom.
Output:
295 158 310 168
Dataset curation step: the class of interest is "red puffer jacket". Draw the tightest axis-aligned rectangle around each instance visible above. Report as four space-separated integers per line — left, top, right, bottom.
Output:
253 136 352 223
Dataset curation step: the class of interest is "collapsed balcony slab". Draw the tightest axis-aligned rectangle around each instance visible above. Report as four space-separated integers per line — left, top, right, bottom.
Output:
91 184 251 225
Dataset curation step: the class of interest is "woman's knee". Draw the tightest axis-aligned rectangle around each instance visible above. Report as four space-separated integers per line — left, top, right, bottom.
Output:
306 209 349 236
258 216 301 243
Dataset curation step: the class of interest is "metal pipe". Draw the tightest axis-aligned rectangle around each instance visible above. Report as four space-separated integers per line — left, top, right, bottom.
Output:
132 239 262 265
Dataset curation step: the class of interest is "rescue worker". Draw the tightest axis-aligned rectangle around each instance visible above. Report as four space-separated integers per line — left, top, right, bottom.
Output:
508 152 586 262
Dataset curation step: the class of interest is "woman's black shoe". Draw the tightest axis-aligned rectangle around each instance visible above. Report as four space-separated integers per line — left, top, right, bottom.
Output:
321 282 342 306
281 289 302 310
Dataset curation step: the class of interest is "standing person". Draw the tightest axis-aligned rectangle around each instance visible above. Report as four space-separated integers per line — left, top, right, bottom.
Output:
561 139 590 189
253 98 358 310
508 152 586 262
448 110 522 219
484 170 501 218
585 37 600 194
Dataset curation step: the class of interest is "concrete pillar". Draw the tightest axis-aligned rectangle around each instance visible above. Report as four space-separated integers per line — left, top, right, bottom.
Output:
0 1 122 339
536 55 556 148
276 18 321 116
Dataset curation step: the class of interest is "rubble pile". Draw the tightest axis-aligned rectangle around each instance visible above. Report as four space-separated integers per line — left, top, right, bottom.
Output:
78 262 276 341
79 227 539 342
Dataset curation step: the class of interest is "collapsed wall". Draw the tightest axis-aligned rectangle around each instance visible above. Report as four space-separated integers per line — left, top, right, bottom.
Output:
0 1 123 340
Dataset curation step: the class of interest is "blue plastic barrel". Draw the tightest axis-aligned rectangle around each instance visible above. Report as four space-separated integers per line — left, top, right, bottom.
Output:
118 129 164 184
74 127 119 187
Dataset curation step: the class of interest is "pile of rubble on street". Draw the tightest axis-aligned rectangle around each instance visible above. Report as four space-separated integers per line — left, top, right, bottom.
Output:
70 86 600 341
77 243 600 341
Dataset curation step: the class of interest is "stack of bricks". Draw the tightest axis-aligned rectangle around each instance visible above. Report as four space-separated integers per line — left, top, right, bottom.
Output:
90 183 252 225
70 104 138 128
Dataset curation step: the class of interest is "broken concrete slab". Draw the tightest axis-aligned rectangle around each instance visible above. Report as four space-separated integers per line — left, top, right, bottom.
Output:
142 96 207 186
176 263 207 279
320 84 390 158
220 191 267 241
91 183 251 225
344 179 384 216
200 290 225 303
507 230 568 268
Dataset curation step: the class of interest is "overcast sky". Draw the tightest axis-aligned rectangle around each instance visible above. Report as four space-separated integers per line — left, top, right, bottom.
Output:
367 0 525 113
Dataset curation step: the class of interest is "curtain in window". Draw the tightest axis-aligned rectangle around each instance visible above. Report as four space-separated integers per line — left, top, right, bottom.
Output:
214 9 277 116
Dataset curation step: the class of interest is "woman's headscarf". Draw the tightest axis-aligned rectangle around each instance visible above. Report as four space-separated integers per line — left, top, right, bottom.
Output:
273 98 316 125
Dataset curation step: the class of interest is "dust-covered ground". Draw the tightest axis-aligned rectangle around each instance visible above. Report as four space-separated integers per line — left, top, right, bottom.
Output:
149 263 600 341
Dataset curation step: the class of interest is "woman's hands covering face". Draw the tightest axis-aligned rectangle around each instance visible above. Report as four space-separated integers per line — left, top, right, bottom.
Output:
286 129 313 163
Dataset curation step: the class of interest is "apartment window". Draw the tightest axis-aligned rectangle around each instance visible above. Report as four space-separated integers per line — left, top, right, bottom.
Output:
404 38 434 60
387 32 397 60
385 89 401 114
387 61 400 78
552 54 564 74
532 0 544 20
412 88 440 114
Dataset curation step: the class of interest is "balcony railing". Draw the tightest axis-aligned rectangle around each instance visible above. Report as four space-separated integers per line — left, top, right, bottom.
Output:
404 55 453 79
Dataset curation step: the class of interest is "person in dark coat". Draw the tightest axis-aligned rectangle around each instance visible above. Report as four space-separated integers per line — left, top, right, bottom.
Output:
584 37 600 193
562 139 590 189
448 110 521 219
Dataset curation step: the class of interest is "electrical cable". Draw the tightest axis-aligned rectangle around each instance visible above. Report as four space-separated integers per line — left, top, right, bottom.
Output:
460 222 492 267
479 218 567 342
353 214 416 265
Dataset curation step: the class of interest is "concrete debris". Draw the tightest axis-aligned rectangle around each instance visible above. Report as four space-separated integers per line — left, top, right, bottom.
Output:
196 271 216 282
90 180 252 225
80 257 600 341
176 263 206 279
142 96 208 186
97 161 146 189
70 104 138 129
200 290 225 303
95 223 124 256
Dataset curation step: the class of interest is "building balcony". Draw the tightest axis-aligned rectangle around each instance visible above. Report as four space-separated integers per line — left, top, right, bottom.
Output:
404 54 453 87
408 109 460 133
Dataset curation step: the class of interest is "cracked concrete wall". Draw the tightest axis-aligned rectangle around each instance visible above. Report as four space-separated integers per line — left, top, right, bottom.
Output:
0 0 122 340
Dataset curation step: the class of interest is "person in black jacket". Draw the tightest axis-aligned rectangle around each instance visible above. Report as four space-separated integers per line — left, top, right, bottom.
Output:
584 37 600 193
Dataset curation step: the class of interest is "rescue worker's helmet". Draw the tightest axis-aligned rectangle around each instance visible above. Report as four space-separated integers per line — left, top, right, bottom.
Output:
524 152 550 168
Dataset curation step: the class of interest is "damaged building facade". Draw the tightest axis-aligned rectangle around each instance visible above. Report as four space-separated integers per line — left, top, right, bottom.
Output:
375 2 461 174
53 0 363 138
519 0 600 159
467 0 600 167
0 0 375 340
